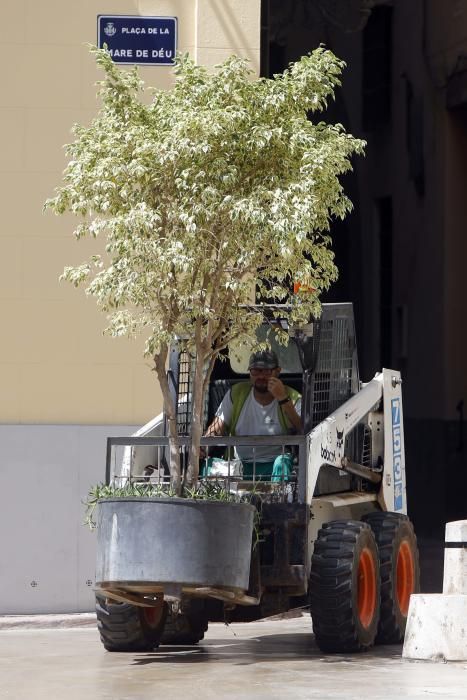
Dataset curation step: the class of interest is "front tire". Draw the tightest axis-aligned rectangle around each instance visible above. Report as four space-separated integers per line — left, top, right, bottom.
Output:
95 596 167 652
310 520 380 653
362 512 420 643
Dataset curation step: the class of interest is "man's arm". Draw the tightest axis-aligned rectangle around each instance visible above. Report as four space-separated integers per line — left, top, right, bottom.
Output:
200 414 227 459
268 377 302 432
204 387 233 438
279 397 302 432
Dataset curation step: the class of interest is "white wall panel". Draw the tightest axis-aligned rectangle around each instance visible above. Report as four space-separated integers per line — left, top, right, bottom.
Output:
0 424 136 614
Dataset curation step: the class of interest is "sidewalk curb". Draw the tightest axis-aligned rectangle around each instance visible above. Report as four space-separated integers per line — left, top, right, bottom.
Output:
0 613 96 630
0 610 308 631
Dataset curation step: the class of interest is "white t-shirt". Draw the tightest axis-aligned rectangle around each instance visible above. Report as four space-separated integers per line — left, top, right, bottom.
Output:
216 388 301 462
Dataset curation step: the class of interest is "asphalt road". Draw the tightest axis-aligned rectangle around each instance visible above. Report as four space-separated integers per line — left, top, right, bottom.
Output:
0 614 466 700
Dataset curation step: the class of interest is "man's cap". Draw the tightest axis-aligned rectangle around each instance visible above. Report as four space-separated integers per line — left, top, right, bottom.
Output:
248 350 279 370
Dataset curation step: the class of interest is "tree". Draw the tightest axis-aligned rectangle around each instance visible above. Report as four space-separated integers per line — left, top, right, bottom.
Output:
46 46 364 494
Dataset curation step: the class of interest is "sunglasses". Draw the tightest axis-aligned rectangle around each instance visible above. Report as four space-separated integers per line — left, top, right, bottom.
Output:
249 367 277 376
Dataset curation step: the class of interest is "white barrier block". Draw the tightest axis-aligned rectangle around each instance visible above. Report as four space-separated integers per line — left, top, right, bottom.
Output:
402 594 467 661
443 520 467 594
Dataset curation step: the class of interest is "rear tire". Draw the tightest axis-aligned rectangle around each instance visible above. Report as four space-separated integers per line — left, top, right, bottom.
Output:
310 520 380 653
95 596 167 652
161 600 208 645
362 511 420 643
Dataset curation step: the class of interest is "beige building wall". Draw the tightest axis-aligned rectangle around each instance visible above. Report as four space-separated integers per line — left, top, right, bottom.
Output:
0 0 260 426
0 0 260 615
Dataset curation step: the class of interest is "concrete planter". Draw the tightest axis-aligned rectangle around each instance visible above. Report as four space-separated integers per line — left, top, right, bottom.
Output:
95 497 255 594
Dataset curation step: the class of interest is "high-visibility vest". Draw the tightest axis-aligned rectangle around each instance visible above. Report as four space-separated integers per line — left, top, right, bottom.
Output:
227 382 301 435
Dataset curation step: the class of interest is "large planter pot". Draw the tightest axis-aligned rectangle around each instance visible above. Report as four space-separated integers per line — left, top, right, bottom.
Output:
95 498 255 595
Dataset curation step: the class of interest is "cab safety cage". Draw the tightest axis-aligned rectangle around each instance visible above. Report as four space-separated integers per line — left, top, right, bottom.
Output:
105 434 308 502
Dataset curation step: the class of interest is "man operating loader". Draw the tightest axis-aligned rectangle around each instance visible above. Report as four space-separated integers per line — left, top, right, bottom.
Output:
203 350 302 481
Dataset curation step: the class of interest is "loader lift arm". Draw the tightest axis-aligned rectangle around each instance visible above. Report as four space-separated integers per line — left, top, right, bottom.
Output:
305 368 406 515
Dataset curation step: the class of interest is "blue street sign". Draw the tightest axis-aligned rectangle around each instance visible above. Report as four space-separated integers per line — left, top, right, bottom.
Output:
97 15 177 65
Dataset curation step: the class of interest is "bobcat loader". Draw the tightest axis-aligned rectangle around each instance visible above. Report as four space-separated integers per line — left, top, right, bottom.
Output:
95 303 420 653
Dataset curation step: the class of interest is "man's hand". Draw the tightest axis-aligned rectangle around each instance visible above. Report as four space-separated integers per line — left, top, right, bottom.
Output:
267 377 288 401
204 416 225 438
268 376 302 432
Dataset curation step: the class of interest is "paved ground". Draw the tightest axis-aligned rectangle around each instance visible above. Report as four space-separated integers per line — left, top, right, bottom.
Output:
0 537 456 699
1 614 466 700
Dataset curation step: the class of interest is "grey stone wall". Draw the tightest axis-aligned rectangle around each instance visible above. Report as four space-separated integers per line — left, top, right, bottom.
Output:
0 424 137 614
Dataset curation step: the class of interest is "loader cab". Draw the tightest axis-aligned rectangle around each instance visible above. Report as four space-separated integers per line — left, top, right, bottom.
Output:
208 303 365 500
207 303 360 436
206 321 304 427
169 302 360 439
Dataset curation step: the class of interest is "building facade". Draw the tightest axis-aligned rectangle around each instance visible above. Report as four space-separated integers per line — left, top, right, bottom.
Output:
260 0 467 535
2 0 467 613
0 0 260 614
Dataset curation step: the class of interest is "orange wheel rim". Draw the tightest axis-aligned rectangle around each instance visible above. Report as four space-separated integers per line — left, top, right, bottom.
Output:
143 607 162 628
396 540 415 616
357 547 377 628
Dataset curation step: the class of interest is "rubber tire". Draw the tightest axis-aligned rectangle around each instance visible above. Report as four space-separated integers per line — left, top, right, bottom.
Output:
96 596 167 652
161 601 209 645
362 511 420 644
310 520 380 653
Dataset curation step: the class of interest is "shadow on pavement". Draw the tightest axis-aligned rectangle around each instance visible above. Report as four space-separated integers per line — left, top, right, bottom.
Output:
131 633 403 667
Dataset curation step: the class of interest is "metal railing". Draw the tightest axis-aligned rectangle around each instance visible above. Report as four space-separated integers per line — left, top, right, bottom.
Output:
106 434 308 503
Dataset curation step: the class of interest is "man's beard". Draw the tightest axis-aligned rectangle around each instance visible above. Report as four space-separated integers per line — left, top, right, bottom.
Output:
254 380 269 394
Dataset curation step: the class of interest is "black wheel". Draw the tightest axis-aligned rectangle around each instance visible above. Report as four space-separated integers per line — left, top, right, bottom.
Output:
161 600 208 645
95 596 167 652
310 520 380 653
362 511 420 643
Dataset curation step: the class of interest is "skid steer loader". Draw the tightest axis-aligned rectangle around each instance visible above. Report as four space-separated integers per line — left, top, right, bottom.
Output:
95 303 420 653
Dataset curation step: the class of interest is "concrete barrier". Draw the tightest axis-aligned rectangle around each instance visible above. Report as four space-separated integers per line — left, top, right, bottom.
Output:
443 520 467 595
402 520 467 661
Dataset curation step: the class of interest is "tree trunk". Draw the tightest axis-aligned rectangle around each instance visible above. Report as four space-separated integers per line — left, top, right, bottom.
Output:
185 348 206 487
153 349 182 495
